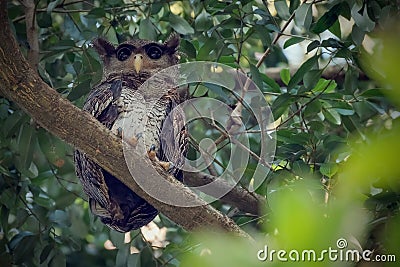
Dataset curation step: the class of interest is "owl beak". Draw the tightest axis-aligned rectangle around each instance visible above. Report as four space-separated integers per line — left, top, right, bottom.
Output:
133 54 143 73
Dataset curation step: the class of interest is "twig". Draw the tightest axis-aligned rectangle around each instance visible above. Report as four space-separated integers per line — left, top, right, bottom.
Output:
276 67 344 129
47 161 85 199
19 0 39 72
256 0 309 68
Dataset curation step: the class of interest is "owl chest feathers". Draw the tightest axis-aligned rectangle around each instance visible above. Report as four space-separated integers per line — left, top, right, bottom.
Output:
110 86 171 155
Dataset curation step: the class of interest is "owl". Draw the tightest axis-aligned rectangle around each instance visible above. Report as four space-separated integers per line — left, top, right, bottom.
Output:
74 34 187 232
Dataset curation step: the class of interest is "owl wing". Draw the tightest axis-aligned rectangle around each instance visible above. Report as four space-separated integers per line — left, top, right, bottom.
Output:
74 80 123 220
159 88 188 181
84 80 122 128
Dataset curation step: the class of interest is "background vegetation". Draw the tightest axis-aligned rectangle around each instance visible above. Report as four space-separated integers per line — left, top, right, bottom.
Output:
0 0 399 266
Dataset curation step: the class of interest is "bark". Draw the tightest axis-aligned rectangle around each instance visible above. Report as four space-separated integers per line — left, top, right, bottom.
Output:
184 171 267 216
0 3 249 237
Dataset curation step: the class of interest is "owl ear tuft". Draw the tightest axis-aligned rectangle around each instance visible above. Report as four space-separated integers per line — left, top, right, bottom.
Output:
164 33 180 54
92 38 115 58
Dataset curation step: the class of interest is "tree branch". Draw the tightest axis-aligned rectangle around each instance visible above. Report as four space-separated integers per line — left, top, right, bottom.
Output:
265 65 369 87
19 0 39 72
184 171 267 216
0 3 249 238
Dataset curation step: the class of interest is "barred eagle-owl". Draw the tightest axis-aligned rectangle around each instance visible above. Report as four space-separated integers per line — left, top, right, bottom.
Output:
74 34 187 232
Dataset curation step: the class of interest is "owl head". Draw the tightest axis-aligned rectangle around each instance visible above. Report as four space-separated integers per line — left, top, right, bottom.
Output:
92 34 180 80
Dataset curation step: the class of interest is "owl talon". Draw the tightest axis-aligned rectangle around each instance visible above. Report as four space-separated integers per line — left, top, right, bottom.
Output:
160 161 174 171
147 144 157 161
117 127 123 138
127 133 143 147
147 145 173 171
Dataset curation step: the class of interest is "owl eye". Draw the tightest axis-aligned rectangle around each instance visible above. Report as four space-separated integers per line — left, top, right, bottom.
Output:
146 45 163 60
116 47 132 61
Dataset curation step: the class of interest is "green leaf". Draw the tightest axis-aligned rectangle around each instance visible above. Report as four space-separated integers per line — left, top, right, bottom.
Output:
139 18 157 40
254 25 272 47
105 27 118 45
366 0 382 22
116 244 130 267
351 2 375 32
307 40 320 53
335 47 352 59
2 111 27 138
67 79 91 101
37 130 68 167
288 56 318 90
40 244 54 264
303 70 323 91
14 209 28 228
35 194 55 208
283 37 304 49
127 253 140 267
49 250 66 267
274 0 290 20
322 108 341 125
332 102 355 116
320 38 343 48
329 20 341 38
320 163 339 178
82 48 101 75
169 14 194 35
150 2 163 14
303 100 322 118
360 88 385 98
351 24 365 46
289 0 300 14
140 246 157 267
16 124 36 170
110 230 125 249
272 93 292 118
49 210 71 228
353 101 378 122
196 38 216 60
195 9 212 31
280 68 290 86
312 2 350 34
47 0 63 13
85 7 106 18
180 39 196 58
292 160 311 177
249 64 263 91
220 17 241 29
294 3 312 31
37 12 53 28
1 205 9 238
0 98 9 119
9 231 38 265
313 78 336 93
323 135 346 151
261 73 280 93
48 40 75 51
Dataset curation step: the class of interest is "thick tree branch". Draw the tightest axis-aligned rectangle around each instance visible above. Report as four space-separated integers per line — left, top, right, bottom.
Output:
0 3 249 237
184 171 267 216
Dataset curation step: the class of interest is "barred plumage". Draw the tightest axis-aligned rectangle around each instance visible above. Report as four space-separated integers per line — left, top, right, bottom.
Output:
74 35 187 232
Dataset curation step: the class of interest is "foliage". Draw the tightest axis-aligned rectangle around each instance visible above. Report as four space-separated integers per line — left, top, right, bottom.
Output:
1 0 399 266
